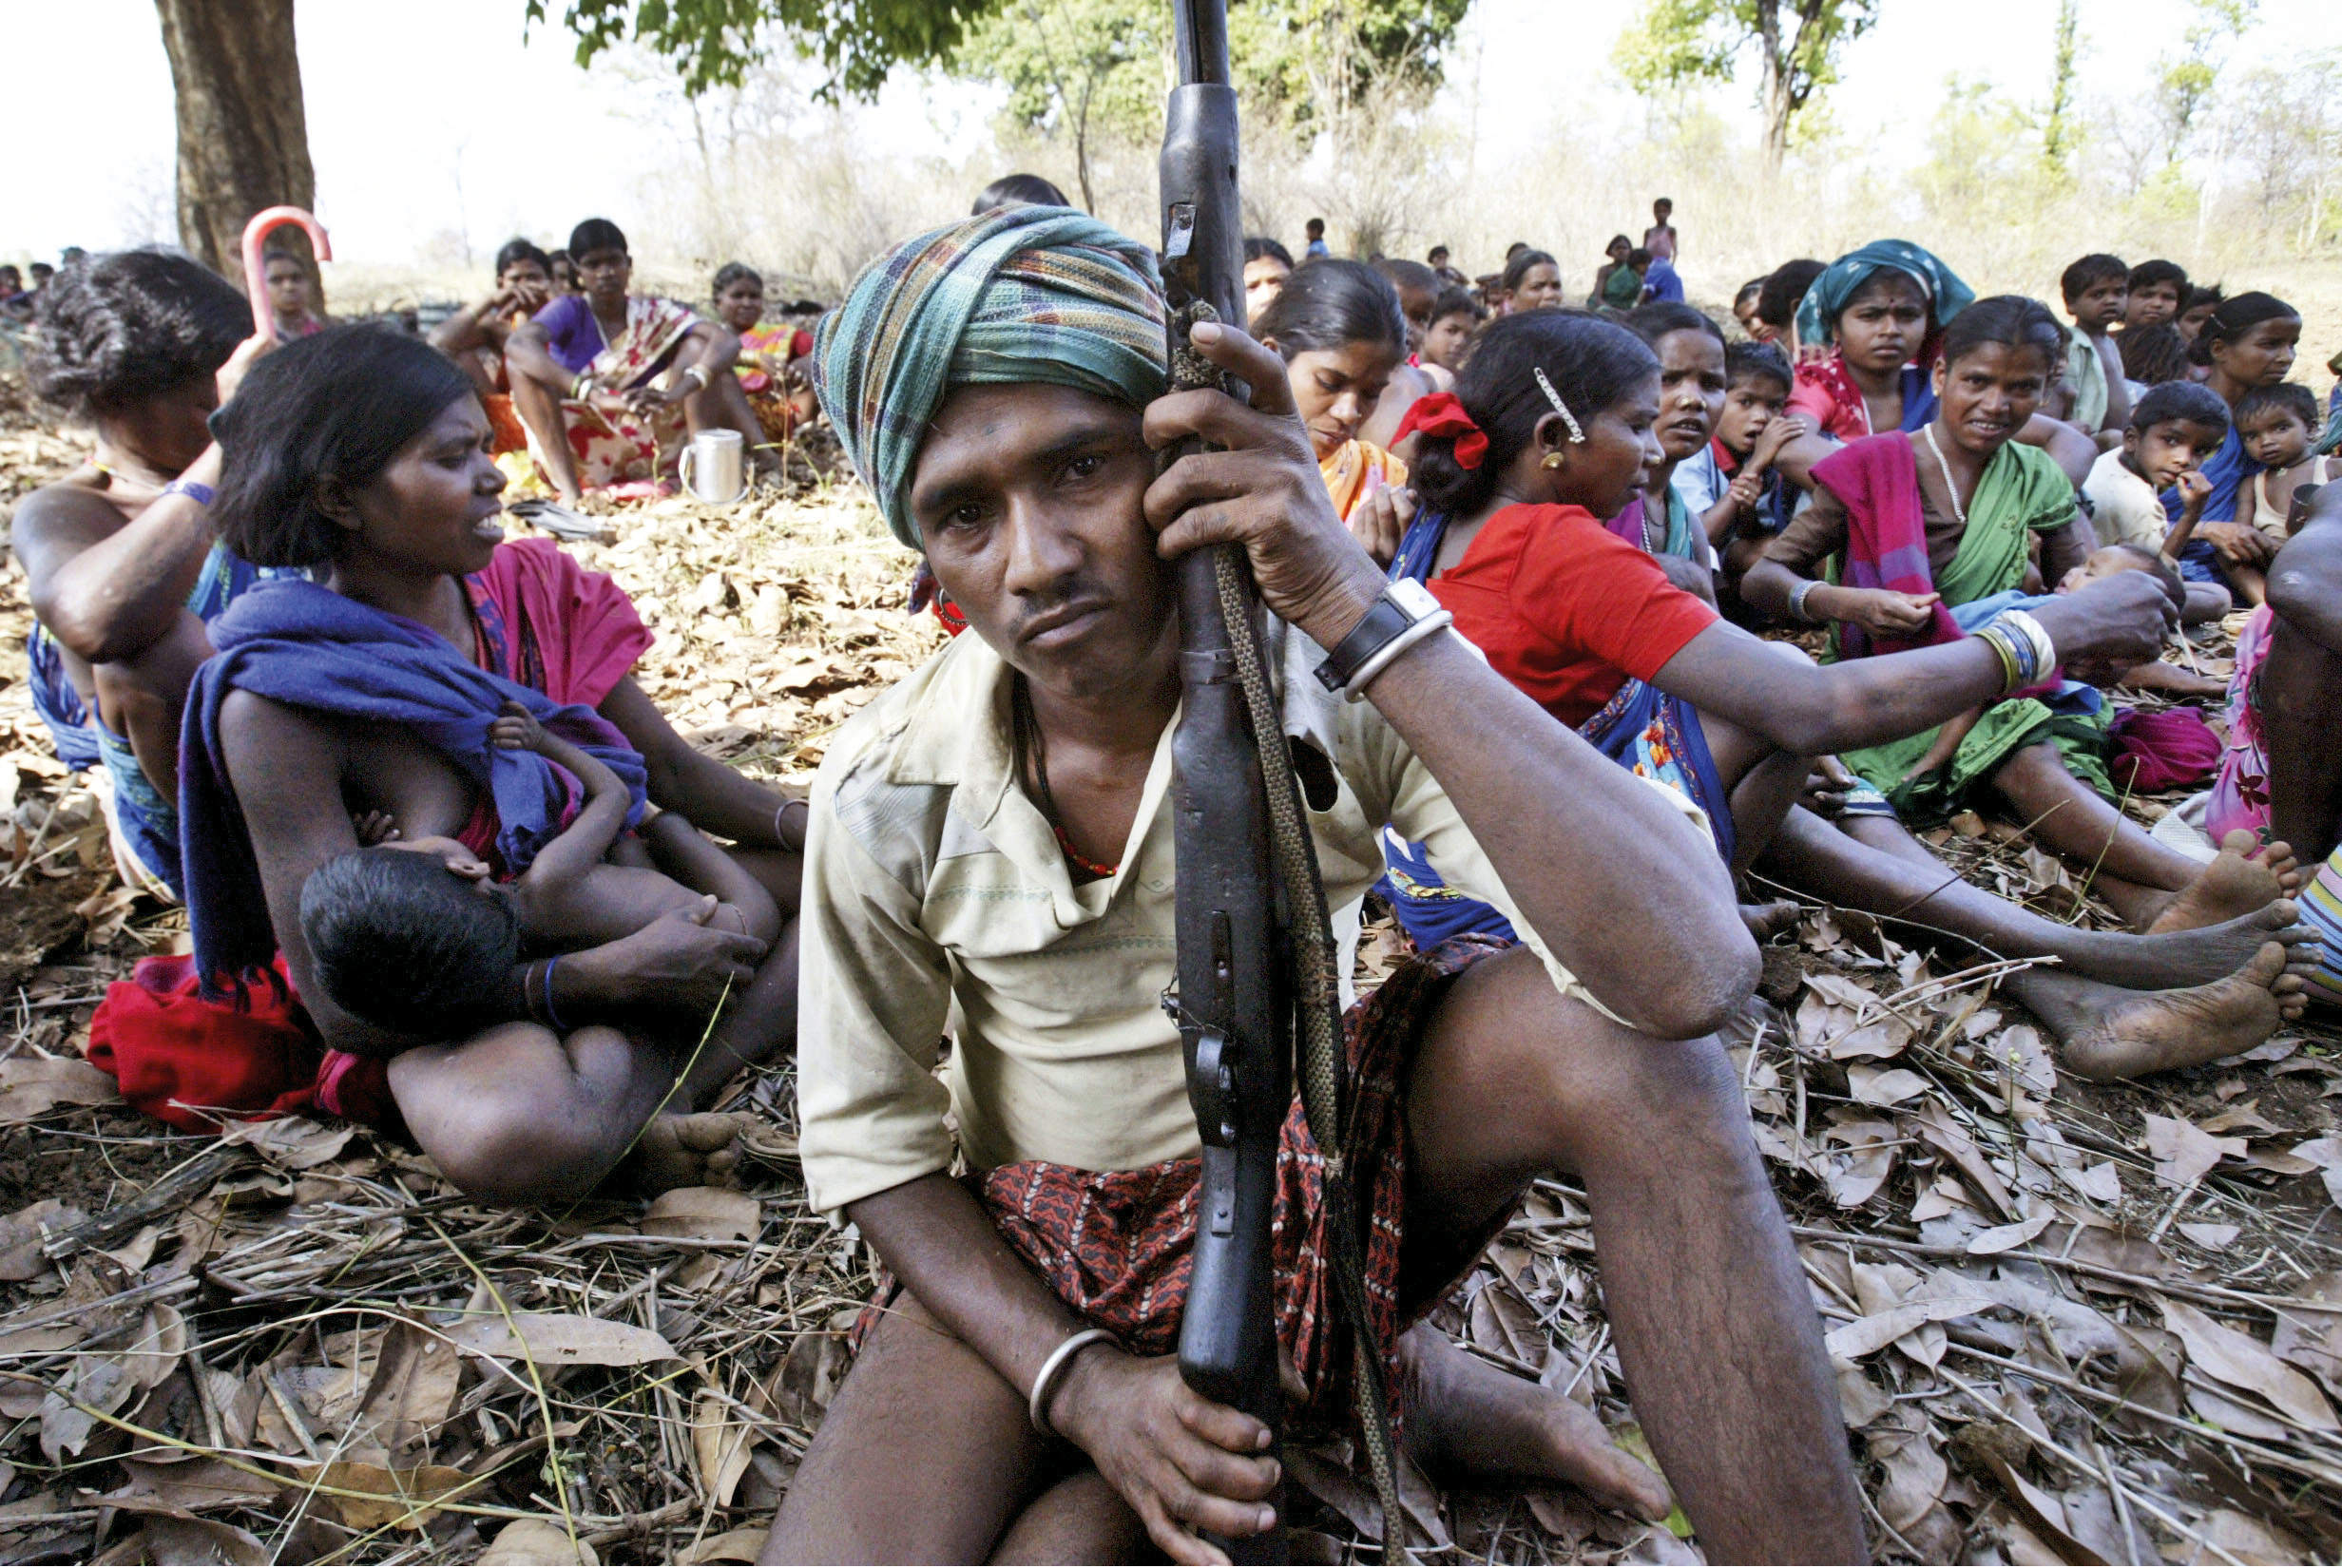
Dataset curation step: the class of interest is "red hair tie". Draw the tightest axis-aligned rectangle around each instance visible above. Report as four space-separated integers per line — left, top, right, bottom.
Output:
1392 392 1488 470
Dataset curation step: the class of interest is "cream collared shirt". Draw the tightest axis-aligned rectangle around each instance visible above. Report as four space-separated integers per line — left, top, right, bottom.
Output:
797 620 1691 1218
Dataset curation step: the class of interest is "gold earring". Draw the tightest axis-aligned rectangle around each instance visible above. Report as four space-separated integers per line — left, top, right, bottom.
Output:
1542 452 1565 469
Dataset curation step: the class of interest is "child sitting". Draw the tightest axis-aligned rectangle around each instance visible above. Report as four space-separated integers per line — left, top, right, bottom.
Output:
2083 381 2233 621
2059 253 2132 442
1704 342 1807 583
301 702 779 1042
2239 383 2341 547
1420 285 1483 378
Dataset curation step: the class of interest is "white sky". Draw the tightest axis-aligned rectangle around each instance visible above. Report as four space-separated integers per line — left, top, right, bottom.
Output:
4 0 2336 265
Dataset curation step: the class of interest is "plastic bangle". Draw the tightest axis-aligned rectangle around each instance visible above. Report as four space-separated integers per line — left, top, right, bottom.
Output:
1346 610 1453 701
1029 1328 1117 1438
1973 624 2022 695
162 478 216 508
2004 607 2057 679
682 363 711 391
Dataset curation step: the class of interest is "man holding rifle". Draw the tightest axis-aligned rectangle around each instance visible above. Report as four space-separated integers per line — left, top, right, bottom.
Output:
759 203 1863 1564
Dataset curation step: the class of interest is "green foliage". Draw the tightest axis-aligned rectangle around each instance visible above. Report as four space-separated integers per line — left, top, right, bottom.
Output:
528 0 997 98
2041 0 2080 176
2152 0 2258 163
957 0 1167 147
1614 0 1883 160
1231 0 1471 128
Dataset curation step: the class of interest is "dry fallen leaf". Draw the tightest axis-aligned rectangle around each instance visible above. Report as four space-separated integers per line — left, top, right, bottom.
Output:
0 1057 120 1123
479 1517 599 1565
643 1187 762 1243
316 1459 476 1530
2143 1113 2246 1189
449 1312 679 1367
691 1390 755 1507
2160 1298 2339 1432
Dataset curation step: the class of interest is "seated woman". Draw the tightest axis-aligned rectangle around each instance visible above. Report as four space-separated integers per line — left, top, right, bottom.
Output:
106 326 806 1202
1241 236 1293 325
262 248 327 342
502 218 759 503
1497 248 1564 316
711 261 816 460
426 238 555 454
1786 240 1972 442
12 250 281 898
1380 310 2310 1079
1743 296 2276 931
1592 235 1637 310
1254 259 1412 544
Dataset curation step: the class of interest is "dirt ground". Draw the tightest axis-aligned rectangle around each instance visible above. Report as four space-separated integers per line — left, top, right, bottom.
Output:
1 387 2338 1565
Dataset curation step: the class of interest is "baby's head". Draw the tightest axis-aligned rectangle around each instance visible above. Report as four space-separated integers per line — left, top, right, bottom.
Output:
299 842 518 1050
2058 542 2183 602
2121 381 2230 490
1717 341 1793 456
2236 382 2320 472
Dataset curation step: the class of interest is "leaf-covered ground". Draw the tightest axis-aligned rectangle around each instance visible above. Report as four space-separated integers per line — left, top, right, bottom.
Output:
1 395 2338 1565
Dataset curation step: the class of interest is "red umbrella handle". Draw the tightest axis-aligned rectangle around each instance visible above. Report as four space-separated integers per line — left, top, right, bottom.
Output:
240 207 333 337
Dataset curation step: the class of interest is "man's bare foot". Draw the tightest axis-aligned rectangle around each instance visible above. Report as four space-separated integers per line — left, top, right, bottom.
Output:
1396 1324 1670 1522
1739 900 1803 941
2142 832 2303 933
2063 942 2307 1081
629 1110 751 1194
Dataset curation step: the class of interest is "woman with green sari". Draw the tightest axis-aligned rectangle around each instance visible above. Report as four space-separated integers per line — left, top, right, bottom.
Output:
1744 296 2273 932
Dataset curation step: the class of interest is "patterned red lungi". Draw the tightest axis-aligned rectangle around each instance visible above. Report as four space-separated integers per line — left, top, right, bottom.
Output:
859 934 1508 1427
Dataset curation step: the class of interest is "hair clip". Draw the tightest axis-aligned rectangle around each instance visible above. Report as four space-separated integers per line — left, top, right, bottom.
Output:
1533 368 1585 444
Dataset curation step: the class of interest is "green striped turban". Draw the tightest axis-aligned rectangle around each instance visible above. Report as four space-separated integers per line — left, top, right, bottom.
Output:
815 205 1168 550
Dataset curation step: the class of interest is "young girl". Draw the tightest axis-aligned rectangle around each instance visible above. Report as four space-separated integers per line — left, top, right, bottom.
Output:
1787 240 1974 440
1252 258 1412 549
1420 286 1483 376
1707 342 1807 592
1615 302 1726 572
712 260 816 453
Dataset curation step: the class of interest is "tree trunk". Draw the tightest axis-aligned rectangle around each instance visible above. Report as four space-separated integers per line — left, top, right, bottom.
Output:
1756 0 1791 172
152 0 319 303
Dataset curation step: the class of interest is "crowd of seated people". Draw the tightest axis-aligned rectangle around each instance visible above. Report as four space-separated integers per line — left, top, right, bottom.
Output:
11 173 2342 1567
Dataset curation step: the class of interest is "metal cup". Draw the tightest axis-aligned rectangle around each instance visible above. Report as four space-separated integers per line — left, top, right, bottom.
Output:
680 429 748 505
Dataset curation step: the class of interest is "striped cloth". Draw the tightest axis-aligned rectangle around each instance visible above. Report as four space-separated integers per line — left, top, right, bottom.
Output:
814 204 1169 550
2301 847 2342 1006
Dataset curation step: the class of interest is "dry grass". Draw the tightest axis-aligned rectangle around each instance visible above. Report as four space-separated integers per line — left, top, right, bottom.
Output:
2 395 2340 1563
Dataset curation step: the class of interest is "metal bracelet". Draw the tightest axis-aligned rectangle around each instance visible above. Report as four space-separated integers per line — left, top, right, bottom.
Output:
1345 610 1453 702
1029 1328 1117 1438
1789 577 1821 623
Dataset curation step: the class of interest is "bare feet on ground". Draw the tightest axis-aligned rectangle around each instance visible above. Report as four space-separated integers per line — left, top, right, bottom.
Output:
629 1110 752 1194
1396 1324 1671 1523
2102 899 2313 990
2141 832 2302 934
2063 941 2309 1081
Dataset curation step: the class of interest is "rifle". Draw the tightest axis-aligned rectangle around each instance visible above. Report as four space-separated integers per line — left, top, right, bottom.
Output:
1160 8 1406 1560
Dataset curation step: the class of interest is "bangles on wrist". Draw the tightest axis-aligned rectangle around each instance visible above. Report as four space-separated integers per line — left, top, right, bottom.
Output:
1973 607 2058 696
1788 578 1822 623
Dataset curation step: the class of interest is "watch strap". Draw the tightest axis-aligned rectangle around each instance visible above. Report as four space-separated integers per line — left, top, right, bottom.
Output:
1314 591 1414 693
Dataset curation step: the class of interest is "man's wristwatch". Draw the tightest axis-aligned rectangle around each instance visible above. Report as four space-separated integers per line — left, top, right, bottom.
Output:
1314 578 1454 701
